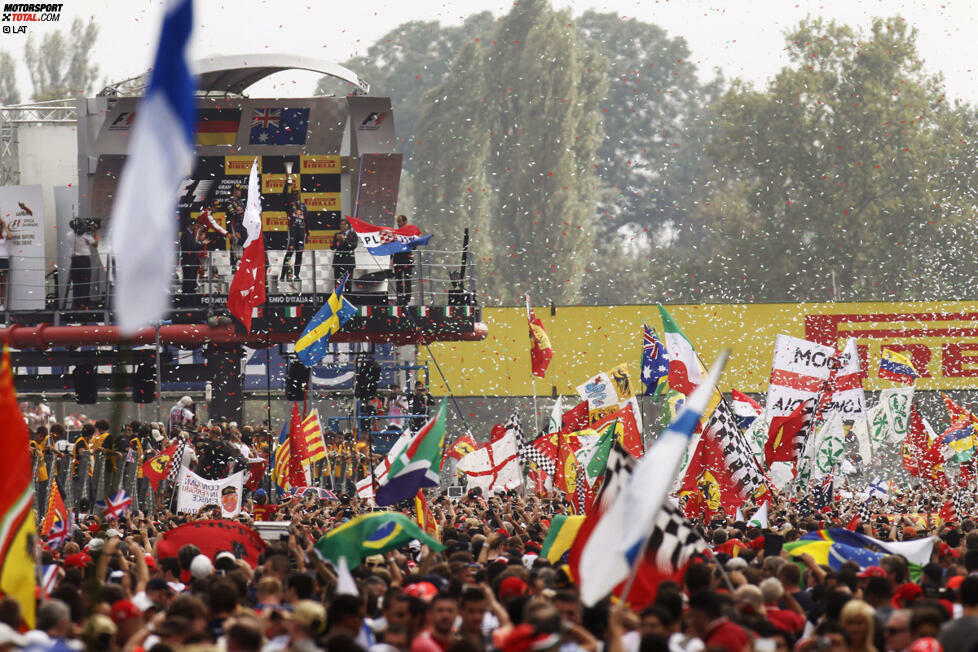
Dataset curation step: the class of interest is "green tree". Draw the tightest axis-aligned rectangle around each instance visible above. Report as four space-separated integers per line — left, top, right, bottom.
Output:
317 13 494 172
0 52 19 105
413 0 607 304
24 17 98 100
681 16 976 302
576 12 722 237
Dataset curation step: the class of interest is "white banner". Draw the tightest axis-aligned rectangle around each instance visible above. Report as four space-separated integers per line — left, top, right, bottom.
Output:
765 334 834 420
576 363 642 431
3 185 45 310
823 339 868 419
177 468 244 518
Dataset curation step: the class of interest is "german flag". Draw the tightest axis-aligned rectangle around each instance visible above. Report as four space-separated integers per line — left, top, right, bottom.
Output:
0 346 35 626
196 108 240 146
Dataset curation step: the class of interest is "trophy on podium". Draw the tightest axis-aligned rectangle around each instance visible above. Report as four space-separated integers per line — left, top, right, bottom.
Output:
284 161 293 190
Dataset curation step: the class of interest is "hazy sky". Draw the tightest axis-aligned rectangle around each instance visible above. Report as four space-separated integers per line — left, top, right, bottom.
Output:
9 0 978 102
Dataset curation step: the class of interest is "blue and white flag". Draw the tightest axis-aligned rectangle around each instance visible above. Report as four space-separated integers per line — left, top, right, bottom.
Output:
579 351 728 606
110 0 196 334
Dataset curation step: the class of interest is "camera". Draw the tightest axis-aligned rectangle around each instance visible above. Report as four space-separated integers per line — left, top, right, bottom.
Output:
70 218 101 235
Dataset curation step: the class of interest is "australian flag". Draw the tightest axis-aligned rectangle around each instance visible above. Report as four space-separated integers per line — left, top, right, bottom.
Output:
641 324 670 396
249 107 310 145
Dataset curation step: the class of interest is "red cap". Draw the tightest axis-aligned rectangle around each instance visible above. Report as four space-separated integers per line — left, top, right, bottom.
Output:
946 575 965 590
498 576 529 600
144 554 157 571
110 599 142 623
63 552 91 568
857 566 886 579
496 528 509 538
908 638 943 652
893 583 923 607
403 581 438 603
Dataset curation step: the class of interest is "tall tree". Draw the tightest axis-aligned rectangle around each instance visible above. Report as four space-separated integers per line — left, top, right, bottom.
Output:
317 14 494 172
0 52 19 105
24 18 99 100
413 0 607 304
576 12 722 238
679 16 976 302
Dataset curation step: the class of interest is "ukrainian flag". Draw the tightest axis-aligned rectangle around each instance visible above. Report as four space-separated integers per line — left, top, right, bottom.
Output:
879 349 918 383
295 275 357 367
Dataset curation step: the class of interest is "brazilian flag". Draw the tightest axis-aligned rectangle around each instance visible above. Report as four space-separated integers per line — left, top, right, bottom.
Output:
313 511 444 568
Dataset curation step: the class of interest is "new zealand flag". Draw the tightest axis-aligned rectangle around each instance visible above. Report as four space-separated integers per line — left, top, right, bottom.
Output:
249 107 310 145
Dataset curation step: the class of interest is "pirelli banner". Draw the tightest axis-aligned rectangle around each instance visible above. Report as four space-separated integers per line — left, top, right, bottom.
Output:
419 301 978 397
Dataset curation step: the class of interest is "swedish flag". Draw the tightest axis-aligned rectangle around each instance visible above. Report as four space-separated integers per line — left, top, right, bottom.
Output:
295 275 357 367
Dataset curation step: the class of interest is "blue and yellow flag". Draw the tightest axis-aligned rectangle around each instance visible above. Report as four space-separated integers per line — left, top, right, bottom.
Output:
295 275 357 367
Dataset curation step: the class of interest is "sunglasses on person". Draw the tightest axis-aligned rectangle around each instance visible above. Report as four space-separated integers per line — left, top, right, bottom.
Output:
885 626 908 635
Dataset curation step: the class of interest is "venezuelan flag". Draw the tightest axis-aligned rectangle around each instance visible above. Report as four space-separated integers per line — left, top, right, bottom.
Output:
879 349 918 383
295 275 357 367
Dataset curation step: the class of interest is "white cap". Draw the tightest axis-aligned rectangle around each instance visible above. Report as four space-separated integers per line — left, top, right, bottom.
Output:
190 554 214 580
0 622 25 646
106 528 123 539
86 538 105 552
179 396 193 407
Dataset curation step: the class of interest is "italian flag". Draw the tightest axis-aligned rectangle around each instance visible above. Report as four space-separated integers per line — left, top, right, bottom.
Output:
658 304 705 396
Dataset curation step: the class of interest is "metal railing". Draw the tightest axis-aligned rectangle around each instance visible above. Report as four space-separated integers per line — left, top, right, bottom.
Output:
4 240 477 321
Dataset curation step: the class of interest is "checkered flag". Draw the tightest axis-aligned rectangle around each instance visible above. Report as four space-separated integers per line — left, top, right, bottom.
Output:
574 464 591 514
167 437 187 485
519 438 556 476
592 440 636 513
791 398 816 459
705 401 770 499
953 486 969 522
857 497 873 525
797 494 812 517
646 501 708 573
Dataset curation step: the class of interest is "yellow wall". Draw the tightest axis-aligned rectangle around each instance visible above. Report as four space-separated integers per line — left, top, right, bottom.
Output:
420 301 978 396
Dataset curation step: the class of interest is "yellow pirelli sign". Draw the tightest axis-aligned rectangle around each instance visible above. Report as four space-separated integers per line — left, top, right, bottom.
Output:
419 301 978 396
224 155 257 176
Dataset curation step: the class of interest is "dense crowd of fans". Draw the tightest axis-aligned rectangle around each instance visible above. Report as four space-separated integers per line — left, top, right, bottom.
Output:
12 400 978 652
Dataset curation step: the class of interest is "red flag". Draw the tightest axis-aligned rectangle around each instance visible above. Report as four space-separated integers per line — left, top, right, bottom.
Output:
527 303 553 379
40 477 67 536
943 393 973 423
142 442 179 491
158 520 266 568
227 160 266 332
903 406 930 476
287 404 307 489
592 404 643 458
766 400 809 468
561 400 590 433
680 428 747 521
443 434 478 462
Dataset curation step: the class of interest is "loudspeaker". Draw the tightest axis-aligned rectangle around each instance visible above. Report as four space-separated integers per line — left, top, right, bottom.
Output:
73 364 96 404
354 359 381 400
286 360 309 401
132 362 156 404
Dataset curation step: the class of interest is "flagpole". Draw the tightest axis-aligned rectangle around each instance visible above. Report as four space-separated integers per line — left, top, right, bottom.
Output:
525 294 541 436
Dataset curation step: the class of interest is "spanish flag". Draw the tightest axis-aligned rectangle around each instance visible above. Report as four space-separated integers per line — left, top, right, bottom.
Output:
415 490 439 540
0 346 36 626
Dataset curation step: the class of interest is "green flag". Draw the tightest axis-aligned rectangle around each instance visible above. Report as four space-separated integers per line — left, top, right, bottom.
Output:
375 400 447 506
313 511 444 568
583 420 619 484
